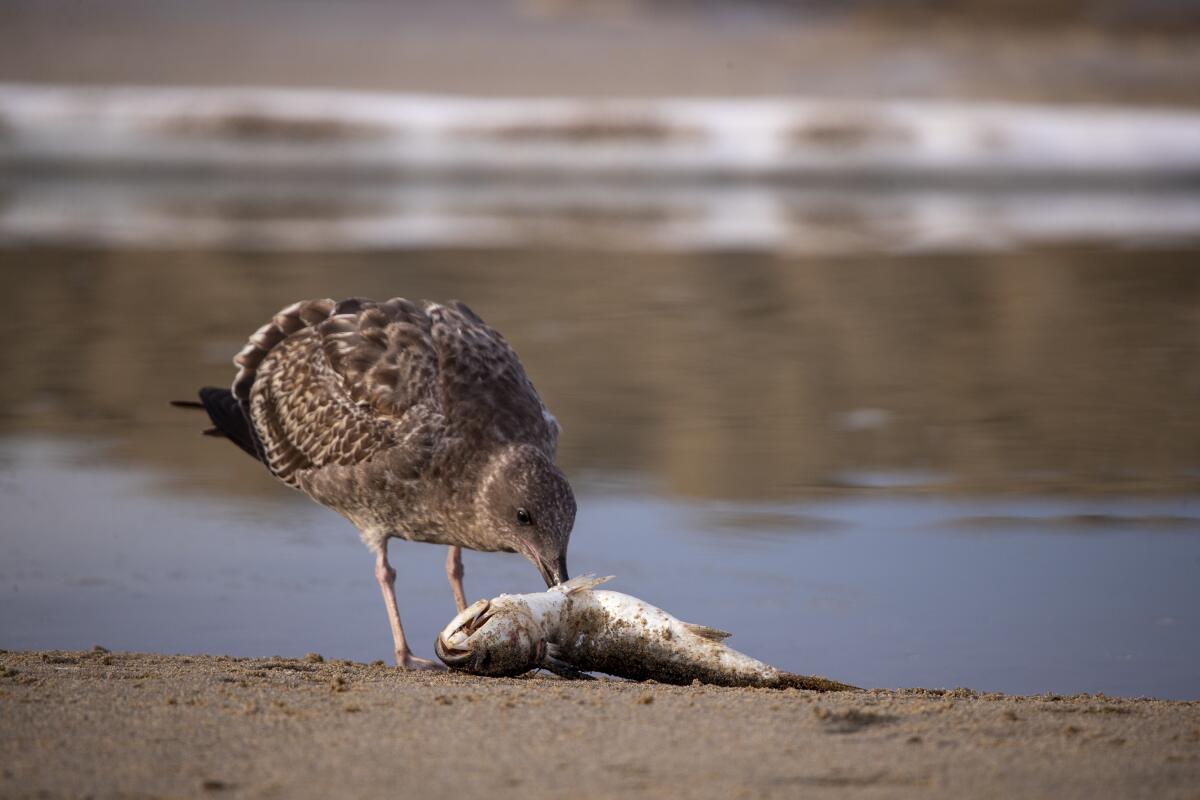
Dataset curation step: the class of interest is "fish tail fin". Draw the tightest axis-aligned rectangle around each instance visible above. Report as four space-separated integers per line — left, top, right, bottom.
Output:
553 573 614 595
777 672 862 692
682 623 732 642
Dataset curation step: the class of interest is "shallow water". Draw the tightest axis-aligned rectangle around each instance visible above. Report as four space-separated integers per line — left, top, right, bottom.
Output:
1 245 1198 698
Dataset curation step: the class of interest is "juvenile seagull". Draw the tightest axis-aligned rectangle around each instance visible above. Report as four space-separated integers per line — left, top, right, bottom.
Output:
179 297 574 669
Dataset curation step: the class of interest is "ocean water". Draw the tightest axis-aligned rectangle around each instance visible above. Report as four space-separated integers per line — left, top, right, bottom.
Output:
1 243 1198 698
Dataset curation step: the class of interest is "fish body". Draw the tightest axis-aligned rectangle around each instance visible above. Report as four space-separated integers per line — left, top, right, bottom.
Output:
435 575 857 690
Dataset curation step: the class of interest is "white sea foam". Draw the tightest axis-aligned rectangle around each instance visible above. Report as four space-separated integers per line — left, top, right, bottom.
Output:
2 84 1200 177
2 84 1199 253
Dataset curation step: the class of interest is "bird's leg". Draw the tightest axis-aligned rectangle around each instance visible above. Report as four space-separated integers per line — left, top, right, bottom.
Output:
445 545 467 613
373 544 442 670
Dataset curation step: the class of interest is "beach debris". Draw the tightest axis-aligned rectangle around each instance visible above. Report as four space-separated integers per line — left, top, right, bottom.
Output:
434 575 857 690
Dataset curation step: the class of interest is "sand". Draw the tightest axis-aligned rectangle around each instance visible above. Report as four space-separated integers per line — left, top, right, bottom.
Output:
1 649 1198 799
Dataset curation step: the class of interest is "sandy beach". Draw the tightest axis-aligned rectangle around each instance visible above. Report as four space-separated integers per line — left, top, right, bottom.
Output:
2 649 1197 799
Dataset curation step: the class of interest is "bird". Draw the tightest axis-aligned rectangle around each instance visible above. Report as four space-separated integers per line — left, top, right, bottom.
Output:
175 297 575 669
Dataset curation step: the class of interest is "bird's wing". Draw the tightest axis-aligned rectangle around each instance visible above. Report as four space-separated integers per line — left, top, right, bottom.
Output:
426 301 560 456
238 297 442 486
316 298 442 418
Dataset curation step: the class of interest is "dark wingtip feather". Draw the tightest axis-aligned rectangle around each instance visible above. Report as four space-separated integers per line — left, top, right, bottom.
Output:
195 387 264 462
170 399 205 409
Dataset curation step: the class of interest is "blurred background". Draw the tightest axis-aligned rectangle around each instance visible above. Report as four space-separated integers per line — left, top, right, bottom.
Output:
2 0 1199 698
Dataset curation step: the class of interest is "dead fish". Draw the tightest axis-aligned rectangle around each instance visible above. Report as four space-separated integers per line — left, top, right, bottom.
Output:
434 575 858 690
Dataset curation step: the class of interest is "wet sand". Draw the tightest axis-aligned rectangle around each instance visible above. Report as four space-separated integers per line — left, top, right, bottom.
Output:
2 650 1197 799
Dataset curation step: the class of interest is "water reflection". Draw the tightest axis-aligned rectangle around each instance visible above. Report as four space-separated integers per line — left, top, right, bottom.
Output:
1 246 1198 500
5 177 1199 253
0 245 1198 698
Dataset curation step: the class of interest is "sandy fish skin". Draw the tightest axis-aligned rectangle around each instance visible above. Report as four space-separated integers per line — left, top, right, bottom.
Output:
435 575 857 691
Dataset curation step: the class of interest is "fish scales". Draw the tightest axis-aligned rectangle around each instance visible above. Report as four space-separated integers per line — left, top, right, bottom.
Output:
558 591 764 686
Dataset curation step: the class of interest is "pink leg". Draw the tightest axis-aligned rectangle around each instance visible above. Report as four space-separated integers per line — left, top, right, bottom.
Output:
446 545 467 613
374 544 442 670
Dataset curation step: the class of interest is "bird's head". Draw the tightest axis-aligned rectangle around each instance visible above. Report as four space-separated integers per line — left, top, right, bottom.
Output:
475 444 574 587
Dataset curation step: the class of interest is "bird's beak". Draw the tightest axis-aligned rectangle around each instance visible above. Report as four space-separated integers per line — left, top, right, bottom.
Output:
535 552 569 588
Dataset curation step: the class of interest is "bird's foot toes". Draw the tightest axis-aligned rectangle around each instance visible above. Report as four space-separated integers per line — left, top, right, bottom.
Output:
397 653 446 671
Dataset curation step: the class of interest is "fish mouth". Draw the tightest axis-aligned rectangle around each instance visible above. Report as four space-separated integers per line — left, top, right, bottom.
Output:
434 599 491 668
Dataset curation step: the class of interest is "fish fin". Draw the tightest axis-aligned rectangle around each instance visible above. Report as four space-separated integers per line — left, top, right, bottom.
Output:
552 573 613 595
539 642 595 681
683 623 732 642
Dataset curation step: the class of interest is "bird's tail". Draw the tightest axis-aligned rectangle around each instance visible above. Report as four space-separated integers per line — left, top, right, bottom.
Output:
171 387 264 461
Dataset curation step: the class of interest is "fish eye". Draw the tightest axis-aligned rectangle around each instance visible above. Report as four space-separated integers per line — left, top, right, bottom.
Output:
516 507 533 526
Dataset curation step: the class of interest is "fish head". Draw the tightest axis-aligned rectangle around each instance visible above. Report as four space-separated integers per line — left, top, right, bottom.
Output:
434 596 542 676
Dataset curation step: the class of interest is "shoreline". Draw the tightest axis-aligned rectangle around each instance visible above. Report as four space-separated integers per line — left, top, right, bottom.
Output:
5 86 1199 180
2 84 1197 256
3 649 1197 798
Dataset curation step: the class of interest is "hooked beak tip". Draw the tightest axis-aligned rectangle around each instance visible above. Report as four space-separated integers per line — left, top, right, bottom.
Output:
537 556 569 588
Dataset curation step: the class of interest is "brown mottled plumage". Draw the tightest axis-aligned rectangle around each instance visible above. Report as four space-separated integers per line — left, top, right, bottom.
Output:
182 297 575 668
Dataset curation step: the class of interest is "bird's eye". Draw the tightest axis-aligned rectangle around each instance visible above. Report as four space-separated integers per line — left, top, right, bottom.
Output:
516 508 533 526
